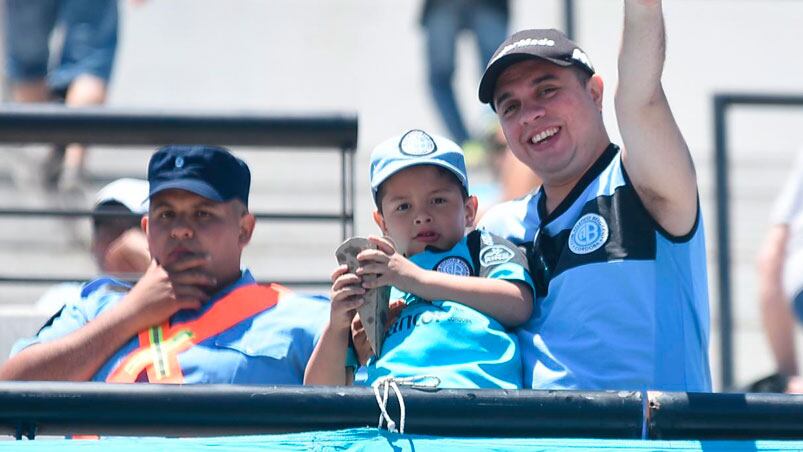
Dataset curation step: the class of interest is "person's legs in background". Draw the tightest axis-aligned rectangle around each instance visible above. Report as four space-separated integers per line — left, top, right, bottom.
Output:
58 74 109 192
5 0 59 103
4 0 64 187
469 0 508 78
423 0 470 146
50 0 118 192
467 1 539 201
4 0 118 192
464 0 508 167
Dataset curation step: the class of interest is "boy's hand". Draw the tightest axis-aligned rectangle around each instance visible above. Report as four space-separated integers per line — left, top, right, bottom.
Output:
357 236 422 292
329 264 365 332
351 299 406 365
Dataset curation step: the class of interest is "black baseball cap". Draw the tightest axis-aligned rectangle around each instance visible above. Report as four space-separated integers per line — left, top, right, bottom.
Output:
147 145 251 206
478 28 595 107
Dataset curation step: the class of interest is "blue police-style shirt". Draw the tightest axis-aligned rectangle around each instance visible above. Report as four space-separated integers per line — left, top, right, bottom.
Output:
363 230 535 389
479 144 712 392
11 270 328 384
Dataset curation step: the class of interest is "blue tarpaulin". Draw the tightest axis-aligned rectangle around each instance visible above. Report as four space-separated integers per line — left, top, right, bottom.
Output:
3 428 803 451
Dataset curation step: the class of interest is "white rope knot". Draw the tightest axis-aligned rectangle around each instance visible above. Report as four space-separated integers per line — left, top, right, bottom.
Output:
371 375 440 434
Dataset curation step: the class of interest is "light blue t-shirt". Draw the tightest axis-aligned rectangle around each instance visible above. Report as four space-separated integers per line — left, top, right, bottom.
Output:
479 144 712 392
11 270 328 385
34 282 84 316
363 230 534 389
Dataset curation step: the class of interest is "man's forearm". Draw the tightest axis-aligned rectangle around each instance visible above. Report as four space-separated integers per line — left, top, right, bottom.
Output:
758 226 799 375
761 288 799 376
0 303 142 381
618 0 665 104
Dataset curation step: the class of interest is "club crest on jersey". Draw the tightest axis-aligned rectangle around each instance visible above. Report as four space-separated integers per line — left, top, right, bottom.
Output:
568 213 609 254
480 245 515 266
399 129 437 156
435 257 471 276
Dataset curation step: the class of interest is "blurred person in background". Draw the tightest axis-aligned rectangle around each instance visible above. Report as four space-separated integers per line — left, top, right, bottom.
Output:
421 0 509 165
35 178 150 315
472 125 541 222
757 150 803 393
4 0 120 192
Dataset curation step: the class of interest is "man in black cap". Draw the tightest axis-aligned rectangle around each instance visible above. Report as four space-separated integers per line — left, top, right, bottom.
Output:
1 145 327 384
477 0 711 391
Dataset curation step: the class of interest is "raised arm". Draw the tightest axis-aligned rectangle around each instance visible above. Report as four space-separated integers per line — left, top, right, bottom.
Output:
615 0 698 236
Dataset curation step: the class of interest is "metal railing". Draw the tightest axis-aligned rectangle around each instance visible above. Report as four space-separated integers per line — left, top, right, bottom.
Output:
563 0 576 40
1 383 802 440
0 105 358 287
713 93 803 390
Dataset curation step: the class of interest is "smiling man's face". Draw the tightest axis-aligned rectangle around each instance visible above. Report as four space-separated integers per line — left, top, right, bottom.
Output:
494 58 607 190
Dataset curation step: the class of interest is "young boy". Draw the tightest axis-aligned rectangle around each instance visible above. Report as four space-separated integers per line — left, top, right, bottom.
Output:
304 129 534 389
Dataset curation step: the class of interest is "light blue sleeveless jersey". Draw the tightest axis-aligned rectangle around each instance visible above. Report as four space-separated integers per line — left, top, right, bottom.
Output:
479 145 712 392
364 230 534 389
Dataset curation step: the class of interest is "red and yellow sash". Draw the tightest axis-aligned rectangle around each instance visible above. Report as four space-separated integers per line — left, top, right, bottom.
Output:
107 283 290 384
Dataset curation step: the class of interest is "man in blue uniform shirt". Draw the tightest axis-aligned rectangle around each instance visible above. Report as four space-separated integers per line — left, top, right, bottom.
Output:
476 0 711 391
0 145 327 384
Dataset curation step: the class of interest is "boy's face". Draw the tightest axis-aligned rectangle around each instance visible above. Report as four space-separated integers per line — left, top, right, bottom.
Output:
373 165 477 257
142 189 255 288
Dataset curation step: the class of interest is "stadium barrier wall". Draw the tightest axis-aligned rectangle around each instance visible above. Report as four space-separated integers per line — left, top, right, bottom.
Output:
2 382 803 440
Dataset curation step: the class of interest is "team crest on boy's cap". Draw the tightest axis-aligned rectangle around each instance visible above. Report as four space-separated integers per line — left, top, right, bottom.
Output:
399 129 437 156
369 129 469 200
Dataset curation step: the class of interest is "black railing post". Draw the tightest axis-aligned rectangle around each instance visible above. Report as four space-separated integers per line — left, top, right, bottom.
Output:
346 144 356 238
712 93 803 390
713 95 733 390
564 0 576 40
340 146 348 240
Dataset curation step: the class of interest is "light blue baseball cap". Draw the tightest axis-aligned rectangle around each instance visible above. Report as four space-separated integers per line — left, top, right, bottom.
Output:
369 129 469 203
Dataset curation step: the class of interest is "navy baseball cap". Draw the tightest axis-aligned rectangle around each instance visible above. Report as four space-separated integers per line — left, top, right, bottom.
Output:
479 28 595 107
147 145 251 206
370 129 468 203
